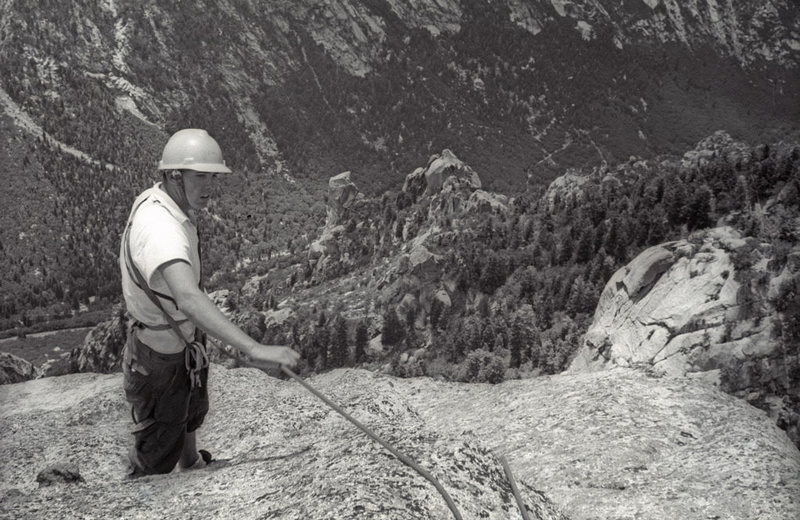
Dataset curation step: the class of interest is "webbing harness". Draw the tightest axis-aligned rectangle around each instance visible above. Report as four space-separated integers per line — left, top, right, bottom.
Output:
123 195 208 388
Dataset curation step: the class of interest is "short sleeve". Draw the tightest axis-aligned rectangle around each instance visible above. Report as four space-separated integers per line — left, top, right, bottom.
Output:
128 204 192 288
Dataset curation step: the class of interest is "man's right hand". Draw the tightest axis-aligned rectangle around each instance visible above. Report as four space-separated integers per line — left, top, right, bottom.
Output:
248 344 301 368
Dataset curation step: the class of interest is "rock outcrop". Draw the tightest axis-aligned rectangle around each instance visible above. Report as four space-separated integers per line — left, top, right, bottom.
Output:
403 149 481 200
0 352 37 384
680 130 752 170
325 171 359 228
305 150 486 329
308 171 366 280
68 305 127 374
570 227 765 375
569 225 800 446
391 368 800 520
0 367 567 520
543 170 589 210
2 367 797 520
392 369 800 520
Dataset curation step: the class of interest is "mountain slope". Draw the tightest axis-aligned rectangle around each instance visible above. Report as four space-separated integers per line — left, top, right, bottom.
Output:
0 0 798 334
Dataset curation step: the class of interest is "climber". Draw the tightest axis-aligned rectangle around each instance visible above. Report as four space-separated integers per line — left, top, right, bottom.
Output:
119 128 300 477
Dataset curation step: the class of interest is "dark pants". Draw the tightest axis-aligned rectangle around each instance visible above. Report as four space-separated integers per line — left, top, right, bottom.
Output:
123 333 209 475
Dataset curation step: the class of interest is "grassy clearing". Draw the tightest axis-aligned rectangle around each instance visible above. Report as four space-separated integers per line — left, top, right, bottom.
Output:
0 328 91 366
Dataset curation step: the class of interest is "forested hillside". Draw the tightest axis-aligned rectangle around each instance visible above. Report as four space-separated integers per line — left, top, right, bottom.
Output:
0 0 797 335
223 133 799 387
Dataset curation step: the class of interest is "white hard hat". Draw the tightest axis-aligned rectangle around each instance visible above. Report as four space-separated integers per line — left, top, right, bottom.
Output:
158 129 232 173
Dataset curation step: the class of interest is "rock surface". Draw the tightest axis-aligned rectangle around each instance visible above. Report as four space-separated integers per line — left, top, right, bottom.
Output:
569 225 800 446
325 170 359 228
570 227 765 376
391 369 800 520
0 351 37 384
2 367 798 520
403 149 481 200
0 367 566 520
69 305 127 374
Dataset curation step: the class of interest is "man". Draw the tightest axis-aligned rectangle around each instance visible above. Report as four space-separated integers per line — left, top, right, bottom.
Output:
120 128 300 476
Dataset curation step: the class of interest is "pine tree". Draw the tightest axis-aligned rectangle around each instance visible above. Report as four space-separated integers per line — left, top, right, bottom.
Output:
354 321 369 363
574 229 593 264
314 325 330 370
685 185 713 231
429 297 444 331
509 317 523 369
330 315 349 367
557 234 573 265
381 307 404 347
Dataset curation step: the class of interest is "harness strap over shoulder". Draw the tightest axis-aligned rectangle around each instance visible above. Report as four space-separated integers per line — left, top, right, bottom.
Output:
123 197 183 310
124 195 208 388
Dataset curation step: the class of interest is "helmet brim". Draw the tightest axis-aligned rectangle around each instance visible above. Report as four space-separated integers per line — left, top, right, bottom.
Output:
158 162 233 173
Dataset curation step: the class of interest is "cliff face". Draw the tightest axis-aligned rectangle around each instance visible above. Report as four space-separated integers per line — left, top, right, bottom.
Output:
1 367 797 520
569 222 800 446
2 0 796 166
570 226 747 376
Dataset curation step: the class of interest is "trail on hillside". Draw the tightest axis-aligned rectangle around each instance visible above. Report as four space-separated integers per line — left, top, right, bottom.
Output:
0 87 117 171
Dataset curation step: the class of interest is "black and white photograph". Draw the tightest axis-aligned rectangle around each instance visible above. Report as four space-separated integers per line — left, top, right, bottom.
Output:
1 1 798 518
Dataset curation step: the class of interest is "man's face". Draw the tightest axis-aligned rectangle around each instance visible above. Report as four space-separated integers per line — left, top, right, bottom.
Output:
181 170 220 209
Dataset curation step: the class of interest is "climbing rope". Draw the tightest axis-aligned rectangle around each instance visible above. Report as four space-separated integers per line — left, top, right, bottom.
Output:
499 454 531 520
241 362 530 519
279 366 464 520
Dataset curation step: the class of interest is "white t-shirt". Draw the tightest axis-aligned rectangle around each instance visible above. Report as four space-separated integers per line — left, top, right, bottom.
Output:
120 183 200 353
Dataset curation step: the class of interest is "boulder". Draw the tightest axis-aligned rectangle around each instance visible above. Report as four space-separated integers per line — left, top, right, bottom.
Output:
208 289 231 313
0 352 37 385
259 306 297 346
776 179 799 207
433 289 452 309
367 334 384 355
395 293 419 324
37 357 73 378
70 306 127 374
570 228 745 376
402 166 427 199
35 463 84 487
406 243 441 282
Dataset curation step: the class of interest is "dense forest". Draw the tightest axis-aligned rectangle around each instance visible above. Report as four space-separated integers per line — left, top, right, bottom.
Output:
218 135 799 389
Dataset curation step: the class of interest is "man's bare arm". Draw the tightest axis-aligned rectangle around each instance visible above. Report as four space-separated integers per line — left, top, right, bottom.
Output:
159 260 300 367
